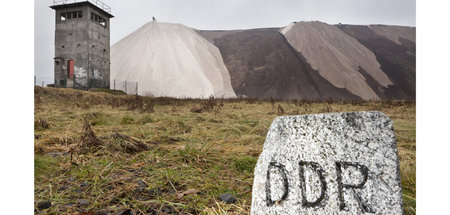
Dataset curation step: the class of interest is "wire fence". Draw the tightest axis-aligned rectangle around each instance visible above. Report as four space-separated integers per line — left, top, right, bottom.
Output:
111 79 138 95
34 76 54 87
35 76 139 95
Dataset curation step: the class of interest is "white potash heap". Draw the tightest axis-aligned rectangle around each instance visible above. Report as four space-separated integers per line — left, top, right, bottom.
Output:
111 21 236 98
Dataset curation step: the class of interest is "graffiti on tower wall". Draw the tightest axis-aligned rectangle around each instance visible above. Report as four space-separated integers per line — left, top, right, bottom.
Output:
74 66 87 87
93 69 103 80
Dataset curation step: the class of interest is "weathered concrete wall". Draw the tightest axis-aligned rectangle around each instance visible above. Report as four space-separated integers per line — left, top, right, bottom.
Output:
53 4 110 89
54 5 89 88
86 6 110 89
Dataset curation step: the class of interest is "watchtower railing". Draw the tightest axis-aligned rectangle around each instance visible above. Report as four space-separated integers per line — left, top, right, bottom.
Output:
53 0 111 14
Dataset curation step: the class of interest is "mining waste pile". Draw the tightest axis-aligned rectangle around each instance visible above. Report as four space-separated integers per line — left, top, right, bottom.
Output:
111 22 236 98
111 21 415 100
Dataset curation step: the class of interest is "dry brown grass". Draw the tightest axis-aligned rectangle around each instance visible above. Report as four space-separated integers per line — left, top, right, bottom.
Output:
34 87 415 214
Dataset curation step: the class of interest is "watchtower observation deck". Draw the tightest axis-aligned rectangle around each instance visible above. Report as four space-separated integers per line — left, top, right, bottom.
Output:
52 0 112 16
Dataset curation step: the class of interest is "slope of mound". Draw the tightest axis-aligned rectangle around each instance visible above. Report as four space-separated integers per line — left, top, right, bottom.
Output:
337 24 415 99
198 30 243 44
111 21 236 98
368 25 415 45
281 21 393 100
201 28 360 100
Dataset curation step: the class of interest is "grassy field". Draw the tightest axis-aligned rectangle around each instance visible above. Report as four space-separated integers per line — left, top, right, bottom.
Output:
34 87 415 214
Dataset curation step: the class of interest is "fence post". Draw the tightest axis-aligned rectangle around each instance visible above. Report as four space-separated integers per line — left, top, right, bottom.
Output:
42 81 44 87
136 82 138 95
113 79 116 91
125 81 127 94
34 76 36 86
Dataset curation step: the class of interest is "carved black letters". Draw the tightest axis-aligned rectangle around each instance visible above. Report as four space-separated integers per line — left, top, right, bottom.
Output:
265 160 374 212
336 162 375 213
265 162 289 206
299 161 327 207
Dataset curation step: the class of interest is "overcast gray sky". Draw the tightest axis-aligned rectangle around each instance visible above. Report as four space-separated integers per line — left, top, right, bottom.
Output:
35 0 416 85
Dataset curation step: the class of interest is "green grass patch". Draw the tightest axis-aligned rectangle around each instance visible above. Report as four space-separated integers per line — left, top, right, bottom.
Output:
89 113 114 126
120 115 135 124
232 155 258 173
34 155 57 180
138 115 155 124
88 88 127 95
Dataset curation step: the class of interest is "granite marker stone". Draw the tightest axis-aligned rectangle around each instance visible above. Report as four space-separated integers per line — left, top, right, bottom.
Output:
251 111 403 214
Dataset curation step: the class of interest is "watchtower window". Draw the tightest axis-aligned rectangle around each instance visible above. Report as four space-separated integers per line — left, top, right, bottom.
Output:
91 12 107 28
99 17 107 27
91 13 97 21
60 11 82 21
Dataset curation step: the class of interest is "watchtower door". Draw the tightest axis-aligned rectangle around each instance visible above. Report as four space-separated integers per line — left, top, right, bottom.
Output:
67 60 74 87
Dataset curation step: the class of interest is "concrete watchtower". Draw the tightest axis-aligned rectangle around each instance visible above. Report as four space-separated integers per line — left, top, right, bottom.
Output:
50 0 113 89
